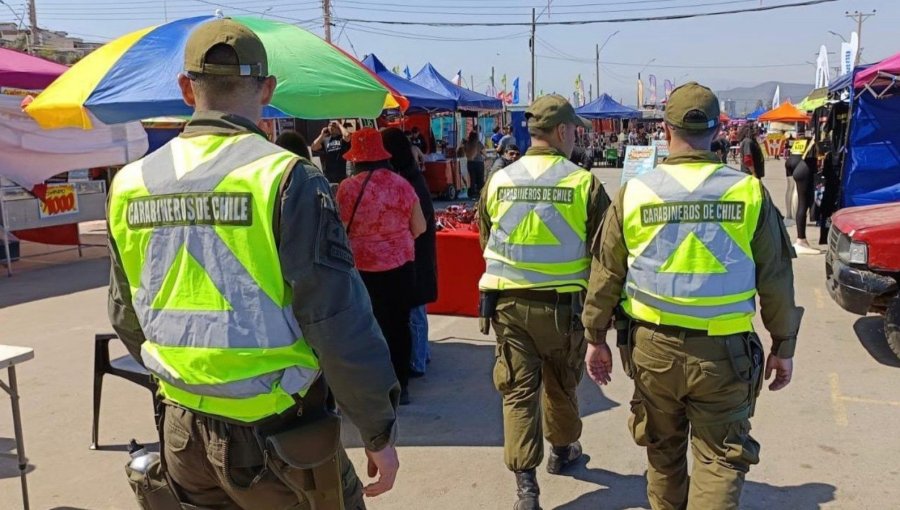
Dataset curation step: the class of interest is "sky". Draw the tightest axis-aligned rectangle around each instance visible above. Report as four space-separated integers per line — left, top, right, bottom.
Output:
3 0 894 106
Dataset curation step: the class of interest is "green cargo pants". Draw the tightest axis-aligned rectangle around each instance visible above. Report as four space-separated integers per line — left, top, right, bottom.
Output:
491 295 587 472
627 325 762 510
163 405 365 510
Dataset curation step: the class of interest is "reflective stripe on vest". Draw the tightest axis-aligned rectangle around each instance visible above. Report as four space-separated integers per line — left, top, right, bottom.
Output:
622 162 762 335
480 155 592 291
109 134 320 422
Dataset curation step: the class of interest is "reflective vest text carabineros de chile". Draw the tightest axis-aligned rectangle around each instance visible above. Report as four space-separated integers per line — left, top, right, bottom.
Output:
108 133 320 423
621 162 763 336
480 153 593 292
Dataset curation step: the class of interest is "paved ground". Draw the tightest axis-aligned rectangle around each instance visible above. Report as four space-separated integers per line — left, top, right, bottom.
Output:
1 161 899 509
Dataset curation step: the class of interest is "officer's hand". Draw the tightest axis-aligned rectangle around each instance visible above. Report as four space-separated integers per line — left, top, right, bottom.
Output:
585 342 613 386
363 445 399 497
765 354 793 391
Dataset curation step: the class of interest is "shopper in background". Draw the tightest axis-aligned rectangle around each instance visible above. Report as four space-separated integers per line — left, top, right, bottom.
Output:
457 145 471 200
382 127 438 378
274 130 311 161
497 125 518 155
312 120 351 184
490 144 520 177
337 128 427 405
466 130 486 198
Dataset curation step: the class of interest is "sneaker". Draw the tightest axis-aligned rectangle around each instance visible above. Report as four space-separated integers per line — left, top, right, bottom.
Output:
546 441 583 475
514 469 541 510
793 240 822 255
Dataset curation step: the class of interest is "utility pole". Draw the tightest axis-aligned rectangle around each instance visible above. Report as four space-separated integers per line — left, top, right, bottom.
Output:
322 0 332 43
27 0 37 49
595 43 600 98
845 9 876 66
530 8 536 103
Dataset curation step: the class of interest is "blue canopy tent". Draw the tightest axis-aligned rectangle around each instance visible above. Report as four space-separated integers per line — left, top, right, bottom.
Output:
828 64 900 207
362 54 457 113
745 105 767 121
575 93 640 119
411 63 503 112
828 65 871 94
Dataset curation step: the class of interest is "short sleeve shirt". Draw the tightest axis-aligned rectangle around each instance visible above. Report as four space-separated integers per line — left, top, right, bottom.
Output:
319 136 350 184
336 170 419 272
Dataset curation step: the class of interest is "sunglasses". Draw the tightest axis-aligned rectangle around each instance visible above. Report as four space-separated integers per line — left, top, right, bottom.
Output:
507 152 520 157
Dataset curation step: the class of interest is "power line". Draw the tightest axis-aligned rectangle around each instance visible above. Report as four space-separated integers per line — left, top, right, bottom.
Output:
333 0 837 26
537 53 812 69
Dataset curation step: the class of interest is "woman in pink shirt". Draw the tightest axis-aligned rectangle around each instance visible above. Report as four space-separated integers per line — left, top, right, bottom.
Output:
337 128 426 405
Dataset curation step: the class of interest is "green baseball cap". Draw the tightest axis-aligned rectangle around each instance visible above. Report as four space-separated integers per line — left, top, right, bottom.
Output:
184 18 268 77
665 82 720 131
526 94 591 130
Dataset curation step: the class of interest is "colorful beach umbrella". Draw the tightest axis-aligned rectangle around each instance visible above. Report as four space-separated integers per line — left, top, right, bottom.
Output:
26 16 406 129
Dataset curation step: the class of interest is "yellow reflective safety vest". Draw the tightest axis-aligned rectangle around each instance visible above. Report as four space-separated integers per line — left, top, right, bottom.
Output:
621 162 764 336
479 153 593 292
108 132 320 423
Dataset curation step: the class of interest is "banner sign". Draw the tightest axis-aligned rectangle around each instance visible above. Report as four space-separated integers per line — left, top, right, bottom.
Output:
652 139 669 163
621 145 658 184
38 183 80 219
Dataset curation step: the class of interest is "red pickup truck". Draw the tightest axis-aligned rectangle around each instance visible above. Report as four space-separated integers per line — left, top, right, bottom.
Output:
825 203 900 358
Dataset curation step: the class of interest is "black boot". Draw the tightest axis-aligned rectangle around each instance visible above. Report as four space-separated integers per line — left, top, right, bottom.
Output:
546 441 582 475
514 469 541 510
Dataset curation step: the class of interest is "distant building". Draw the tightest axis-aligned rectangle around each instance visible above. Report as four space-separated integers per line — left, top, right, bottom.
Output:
0 23 102 63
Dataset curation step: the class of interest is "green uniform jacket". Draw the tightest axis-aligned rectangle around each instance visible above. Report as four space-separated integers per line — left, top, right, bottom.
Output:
478 146 611 253
108 111 399 451
582 150 803 358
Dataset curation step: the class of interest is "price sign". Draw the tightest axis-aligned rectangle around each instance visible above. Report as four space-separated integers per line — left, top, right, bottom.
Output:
38 183 80 219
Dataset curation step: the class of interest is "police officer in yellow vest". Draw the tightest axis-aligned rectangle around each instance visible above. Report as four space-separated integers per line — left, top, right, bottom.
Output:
478 94 611 510
107 19 400 509
583 83 803 510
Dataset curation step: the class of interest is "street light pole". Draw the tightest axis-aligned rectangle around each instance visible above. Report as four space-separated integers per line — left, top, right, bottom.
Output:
827 30 847 43
594 30 619 96
845 10 876 66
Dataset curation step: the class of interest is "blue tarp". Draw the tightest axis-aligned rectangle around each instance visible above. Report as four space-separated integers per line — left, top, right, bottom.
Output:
410 63 503 112
361 54 457 113
842 80 900 207
745 106 767 120
829 65 872 93
575 93 640 119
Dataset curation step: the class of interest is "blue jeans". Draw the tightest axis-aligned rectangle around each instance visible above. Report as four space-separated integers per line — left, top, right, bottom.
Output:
409 305 430 373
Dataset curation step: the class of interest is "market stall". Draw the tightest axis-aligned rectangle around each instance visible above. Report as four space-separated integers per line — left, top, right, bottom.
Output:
411 64 503 198
0 51 148 274
831 53 900 207
426 207 483 317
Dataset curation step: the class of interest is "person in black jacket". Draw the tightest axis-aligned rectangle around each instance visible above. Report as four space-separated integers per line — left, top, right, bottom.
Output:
382 127 438 377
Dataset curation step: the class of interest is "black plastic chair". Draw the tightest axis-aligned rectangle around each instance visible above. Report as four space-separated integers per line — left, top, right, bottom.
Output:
91 333 159 450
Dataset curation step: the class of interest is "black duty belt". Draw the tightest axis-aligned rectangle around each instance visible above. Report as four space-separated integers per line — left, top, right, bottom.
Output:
499 289 575 304
633 321 714 339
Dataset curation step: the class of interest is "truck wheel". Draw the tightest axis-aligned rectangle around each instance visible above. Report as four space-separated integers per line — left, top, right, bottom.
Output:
883 299 900 359
444 184 457 200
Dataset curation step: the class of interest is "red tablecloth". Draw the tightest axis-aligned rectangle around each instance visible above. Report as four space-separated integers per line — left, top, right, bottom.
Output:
427 229 484 317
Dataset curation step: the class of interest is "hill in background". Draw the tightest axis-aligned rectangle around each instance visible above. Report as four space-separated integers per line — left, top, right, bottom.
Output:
717 81 814 117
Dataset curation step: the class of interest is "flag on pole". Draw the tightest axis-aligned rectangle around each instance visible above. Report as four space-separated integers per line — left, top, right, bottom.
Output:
578 75 586 107
574 75 582 106
648 74 658 105
664 79 674 100
528 82 534 104
452 70 462 86
391 65 400 75
513 78 520 104
772 85 780 108
404 66 412 80
637 77 644 107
